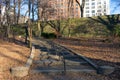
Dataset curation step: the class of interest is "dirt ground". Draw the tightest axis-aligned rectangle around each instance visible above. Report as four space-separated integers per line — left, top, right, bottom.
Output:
18 38 120 80
0 39 30 80
0 37 120 80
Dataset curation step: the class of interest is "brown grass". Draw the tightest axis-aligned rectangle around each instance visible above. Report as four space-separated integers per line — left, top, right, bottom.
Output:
0 39 30 79
53 37 120 80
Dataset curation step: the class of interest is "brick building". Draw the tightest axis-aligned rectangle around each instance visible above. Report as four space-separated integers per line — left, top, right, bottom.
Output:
53 0 81 19
39 0 81 20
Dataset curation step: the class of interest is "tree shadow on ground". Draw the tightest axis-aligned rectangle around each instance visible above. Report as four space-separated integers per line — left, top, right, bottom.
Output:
0 39 30 71
10 38 119 80
56 38 120 50
0 52 26 64
26 57 120 80
10 38 27 47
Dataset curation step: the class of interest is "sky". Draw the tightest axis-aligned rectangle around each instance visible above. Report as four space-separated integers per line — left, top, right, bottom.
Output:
1 0 120 19
110 0 120 14
20 0 120 19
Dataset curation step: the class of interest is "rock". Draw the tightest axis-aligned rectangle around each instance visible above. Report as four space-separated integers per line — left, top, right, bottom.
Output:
40 52 48 55
10 66 29 77
48 54 61 60
39 55 49 60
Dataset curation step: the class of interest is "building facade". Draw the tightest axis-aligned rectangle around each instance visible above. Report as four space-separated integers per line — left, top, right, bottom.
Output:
0 4 1 25
39 0 81 20
0 4 6 25
55 0 81 19
39 0 110 20
83 0 110 17
0 4 1 21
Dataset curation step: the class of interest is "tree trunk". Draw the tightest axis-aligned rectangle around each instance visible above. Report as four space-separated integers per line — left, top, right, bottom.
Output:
28 19 32 48
68 27 71 38
13 0 16 24
80 6 84 17
17 0 21 24
32 0 34 21
25 26 28 44
7 23 11 41
37 20 41 37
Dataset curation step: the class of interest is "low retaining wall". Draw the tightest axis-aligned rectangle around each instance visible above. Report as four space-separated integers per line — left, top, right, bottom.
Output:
10 45 35 77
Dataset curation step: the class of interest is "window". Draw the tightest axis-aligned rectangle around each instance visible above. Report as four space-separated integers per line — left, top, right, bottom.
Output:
98 2 101 4
86 7 89 9
104 1 106 4
76 3 78 6
86 3 89 5
92 6 95 9
92 3 95 5
98 6 101 8
86 10 89 13
97 10 101 12
92 10 95 13
85 0 89 2
76 7 78 10
104 5 106 8
104 9 106 12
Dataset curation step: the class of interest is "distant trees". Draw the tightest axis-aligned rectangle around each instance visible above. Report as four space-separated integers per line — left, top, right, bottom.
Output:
0 0 29 43
37 0 58 36
89 15 120 37
47 20 61 38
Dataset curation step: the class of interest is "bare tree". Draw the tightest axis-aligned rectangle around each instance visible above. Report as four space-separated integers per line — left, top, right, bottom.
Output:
17 0 22 24
13 0 17 24
4 0 11 39
0 2 2 27
47 20 61 38
37 0 57 36
68 0 85 17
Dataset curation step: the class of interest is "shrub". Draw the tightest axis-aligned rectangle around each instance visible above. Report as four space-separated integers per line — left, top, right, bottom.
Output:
114 24 120 37
41 33 56 39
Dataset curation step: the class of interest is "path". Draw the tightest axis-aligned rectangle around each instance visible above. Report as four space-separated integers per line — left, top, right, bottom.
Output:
30 38 97 74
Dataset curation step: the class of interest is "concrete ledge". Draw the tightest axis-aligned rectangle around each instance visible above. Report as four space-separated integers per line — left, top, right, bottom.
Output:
31 68 95 73
25 46 35 68
10 45 35 77
100 66 115 75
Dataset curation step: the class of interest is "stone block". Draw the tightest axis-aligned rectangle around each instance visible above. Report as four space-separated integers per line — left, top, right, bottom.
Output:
11 67 29 77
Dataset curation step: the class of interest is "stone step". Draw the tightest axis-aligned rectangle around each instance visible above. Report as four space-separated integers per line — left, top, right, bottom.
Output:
65 60 87 65
63 55 80 59
39 55 49 60
31 68 95 73
34 58 87 65
40 51 48 55
38 54 62 60
48 54 61 60
32 64 94 71
33 59 63 66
